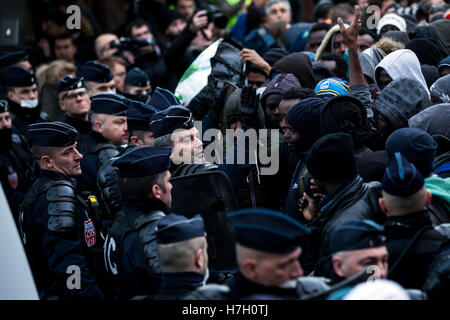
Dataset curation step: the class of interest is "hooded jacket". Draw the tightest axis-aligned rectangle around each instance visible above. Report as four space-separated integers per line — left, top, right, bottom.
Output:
359 48 386 84
375 49 429 96
429 19 450 55
408 103 450 178
374 78 430 129
315 24 349 61
260 73 301 110
270 53 316 89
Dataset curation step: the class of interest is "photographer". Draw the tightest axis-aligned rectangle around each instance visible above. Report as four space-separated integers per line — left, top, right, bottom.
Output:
163 10 211 79
110 19 178 91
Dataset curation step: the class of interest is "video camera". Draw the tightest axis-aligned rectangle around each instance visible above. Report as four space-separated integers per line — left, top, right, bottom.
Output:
206 5 228 29
109 37 156 53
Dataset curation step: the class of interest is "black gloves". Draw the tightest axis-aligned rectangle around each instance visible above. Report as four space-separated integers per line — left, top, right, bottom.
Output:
239 86 260 130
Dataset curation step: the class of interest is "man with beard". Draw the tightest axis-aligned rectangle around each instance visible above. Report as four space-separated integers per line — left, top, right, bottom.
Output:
0 100 37 225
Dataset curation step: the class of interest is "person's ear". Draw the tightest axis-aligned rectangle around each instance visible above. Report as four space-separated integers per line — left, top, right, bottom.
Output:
41 155 53 169
425 190 432 206
379 197 388 214
332 256 345 278
242 259 257 281
150 184 160 199
130 136 142 147
194 248 203 269
94 120 103 133
59 100 66 111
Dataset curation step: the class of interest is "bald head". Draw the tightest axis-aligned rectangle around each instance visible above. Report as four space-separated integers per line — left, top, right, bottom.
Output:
95 34 119 59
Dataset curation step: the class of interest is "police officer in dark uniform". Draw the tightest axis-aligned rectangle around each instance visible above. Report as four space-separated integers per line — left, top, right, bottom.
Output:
379 153 450 289
103 146 173 300
0 100 37 224
19 122 104 299
76 93 129 197
152 213 209 300
151 105 252 189
97 100 158 218
123 67 152 103
185 208 331 300
57 76 92 146
78 60 116 96
5 66 49 149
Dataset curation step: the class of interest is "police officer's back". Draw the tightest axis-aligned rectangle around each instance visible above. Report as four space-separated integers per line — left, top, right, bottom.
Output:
19 122 104 299
380 153 450 289
103 146 173 299
152 213 209 300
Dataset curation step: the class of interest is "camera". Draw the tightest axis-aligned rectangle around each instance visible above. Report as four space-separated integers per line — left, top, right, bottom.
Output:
109 37 156 53
206 5 228 29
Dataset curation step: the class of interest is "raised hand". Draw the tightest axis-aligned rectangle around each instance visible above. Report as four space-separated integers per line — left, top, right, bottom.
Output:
337 5 362 49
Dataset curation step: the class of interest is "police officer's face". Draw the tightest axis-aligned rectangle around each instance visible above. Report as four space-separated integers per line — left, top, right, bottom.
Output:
157 170 172 208
253 247 304 287
45 143 83 177
267 2 292 25
8 84 38 104
112 63 126 93
59 88 91 119
100 115 129 145
332 246 388 280
125 85 152 97
0 111 12 130
171 127 204 164
88 80 116 96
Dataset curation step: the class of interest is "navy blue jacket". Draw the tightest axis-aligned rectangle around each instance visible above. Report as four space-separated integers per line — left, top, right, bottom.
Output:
20 170 104 299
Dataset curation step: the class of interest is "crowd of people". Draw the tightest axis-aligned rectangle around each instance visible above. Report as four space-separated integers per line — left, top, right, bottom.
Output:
0 0 449 300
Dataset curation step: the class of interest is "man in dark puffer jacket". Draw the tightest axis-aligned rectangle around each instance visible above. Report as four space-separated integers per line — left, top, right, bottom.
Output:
300 133 386 278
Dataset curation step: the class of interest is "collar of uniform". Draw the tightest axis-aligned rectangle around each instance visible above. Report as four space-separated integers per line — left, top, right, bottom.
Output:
90 129 110 144
121 197 170 214
385 209 431 233
39 168 72 182
158 272 204 295
7 99 41 121
63 114 91 134
231 271 298 299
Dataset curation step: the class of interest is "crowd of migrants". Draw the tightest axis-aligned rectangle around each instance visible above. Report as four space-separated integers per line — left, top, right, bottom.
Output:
0 0 449 300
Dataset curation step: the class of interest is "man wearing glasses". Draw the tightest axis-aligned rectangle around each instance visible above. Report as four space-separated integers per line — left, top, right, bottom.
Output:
57 76 92 146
